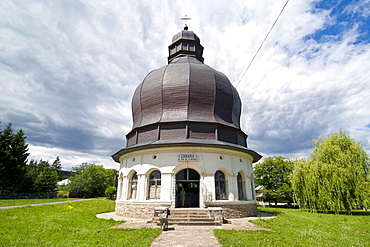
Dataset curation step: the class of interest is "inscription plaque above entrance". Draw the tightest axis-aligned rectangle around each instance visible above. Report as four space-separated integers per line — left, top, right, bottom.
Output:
178 154 198 161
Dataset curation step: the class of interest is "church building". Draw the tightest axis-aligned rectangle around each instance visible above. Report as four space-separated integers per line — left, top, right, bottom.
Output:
112 27 262 219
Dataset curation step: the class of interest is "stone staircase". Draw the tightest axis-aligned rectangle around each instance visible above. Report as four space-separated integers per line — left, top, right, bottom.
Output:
158 208 222 226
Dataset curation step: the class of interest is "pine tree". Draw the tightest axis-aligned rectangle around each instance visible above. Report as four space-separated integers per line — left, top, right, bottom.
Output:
52 156 62 180
27 160 59 193
0 123 29 192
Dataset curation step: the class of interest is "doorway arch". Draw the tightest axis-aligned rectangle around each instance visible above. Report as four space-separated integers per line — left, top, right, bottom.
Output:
175 168 200 208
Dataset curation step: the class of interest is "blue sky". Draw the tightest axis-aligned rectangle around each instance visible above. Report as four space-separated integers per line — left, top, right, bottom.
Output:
1 0 369 170
309 0 370 44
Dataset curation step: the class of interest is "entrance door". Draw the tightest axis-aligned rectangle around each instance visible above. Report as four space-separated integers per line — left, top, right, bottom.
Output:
175 168 200 208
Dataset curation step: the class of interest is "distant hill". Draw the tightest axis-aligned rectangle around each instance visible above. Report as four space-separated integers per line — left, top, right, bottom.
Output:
60 170 75 180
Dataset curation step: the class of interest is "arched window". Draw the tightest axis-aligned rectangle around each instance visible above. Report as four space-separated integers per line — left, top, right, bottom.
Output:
148 170 161 199
215 170 227 200
128 172 138 199
176 168 200 181
237 172 245 200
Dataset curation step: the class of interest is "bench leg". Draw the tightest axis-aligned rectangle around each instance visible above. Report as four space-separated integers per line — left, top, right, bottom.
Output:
162 221 168 231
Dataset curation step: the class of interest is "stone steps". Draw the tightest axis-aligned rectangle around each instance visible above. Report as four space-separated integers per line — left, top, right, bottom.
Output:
157 208 222 226
169 215 212 219
171 221 220 226
167 218 215 222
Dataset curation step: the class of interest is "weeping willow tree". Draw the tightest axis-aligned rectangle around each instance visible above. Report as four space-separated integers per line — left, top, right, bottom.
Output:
292 130 370 214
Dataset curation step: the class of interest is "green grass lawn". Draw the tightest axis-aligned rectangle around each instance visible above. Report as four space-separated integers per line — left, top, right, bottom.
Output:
0 198 82 207
214 207 370 247
0 198 161 247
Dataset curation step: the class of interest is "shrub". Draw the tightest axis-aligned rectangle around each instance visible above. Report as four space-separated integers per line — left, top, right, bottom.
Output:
105 187 117 199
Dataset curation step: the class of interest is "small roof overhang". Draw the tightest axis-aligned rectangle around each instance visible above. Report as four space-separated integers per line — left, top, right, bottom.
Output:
112 139 262 163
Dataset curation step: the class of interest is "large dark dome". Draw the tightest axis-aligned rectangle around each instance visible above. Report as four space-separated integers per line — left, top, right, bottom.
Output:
113 29 261 163
132 56 242 130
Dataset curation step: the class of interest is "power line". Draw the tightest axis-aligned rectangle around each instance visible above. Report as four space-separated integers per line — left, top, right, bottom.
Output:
235 0 290 88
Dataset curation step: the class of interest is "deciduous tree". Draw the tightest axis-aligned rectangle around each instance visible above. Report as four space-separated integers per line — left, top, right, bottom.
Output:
67 163 115 197
291 130 370 214
254 156 294 205
105 186 117 199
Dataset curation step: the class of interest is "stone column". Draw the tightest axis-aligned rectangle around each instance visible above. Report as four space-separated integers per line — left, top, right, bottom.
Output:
161 172 173 201
117 177 122 200
125 175 131 200
251 175 256 200
202 173 215 201
137 173 147 201
228 173 238 201
245 175 253 200
116 174 123 200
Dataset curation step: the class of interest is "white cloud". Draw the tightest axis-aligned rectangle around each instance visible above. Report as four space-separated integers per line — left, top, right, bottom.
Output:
1 0 369 169
28 144 117 170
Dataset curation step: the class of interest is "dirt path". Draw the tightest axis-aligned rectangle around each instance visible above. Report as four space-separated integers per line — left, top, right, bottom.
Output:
0 198 95 209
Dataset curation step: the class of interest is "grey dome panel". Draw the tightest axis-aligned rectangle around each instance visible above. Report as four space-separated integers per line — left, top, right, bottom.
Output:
161 61 190 122
131 82 143 128
214 70 235 126
232 86 242 129
188 61 216 122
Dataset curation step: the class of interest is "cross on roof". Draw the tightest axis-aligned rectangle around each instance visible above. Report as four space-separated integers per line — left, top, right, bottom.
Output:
181 15 191 30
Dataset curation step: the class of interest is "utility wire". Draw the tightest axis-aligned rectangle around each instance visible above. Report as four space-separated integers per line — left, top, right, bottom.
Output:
235 0 290 88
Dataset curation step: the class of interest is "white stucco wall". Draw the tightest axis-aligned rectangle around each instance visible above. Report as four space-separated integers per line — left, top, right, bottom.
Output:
116 146 256 209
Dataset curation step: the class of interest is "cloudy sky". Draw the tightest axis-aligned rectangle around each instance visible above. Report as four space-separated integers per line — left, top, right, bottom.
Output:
1 0 369 171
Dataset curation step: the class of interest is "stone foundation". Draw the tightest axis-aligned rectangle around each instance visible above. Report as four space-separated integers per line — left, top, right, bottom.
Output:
205 201 257 218
116 200 256 219
208 207 223 224
115 201 171 219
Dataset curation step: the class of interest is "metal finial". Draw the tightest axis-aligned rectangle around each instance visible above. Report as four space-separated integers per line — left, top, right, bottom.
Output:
181 15 191 30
